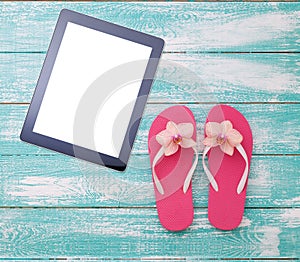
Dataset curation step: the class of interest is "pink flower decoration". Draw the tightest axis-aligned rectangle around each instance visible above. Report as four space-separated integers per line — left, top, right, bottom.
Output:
156 121 196 156
203 120 243 156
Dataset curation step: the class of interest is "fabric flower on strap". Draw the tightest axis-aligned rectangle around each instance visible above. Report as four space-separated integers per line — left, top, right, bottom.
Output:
203 120 243 156
156 121 197 156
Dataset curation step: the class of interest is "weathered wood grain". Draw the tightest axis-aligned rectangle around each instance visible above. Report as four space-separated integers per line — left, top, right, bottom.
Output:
1 53 299 103
0 154 299 208
0 104 299 155
0 2 299 52
0 2 299 260
0 208 298 258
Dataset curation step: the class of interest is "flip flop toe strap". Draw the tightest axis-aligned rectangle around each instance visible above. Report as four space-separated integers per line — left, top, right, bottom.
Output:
152 147 165 194
236 144 249 194
152 146 198 195
151 120 198 195
202 143 249 194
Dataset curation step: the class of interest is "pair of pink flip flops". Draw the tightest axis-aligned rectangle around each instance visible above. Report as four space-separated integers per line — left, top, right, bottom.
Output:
148 105 253 231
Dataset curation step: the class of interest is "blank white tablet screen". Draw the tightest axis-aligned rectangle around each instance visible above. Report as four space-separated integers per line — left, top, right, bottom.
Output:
33 22 152 158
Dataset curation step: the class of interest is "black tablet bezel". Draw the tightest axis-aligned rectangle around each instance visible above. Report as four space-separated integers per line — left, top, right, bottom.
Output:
20 9 164 171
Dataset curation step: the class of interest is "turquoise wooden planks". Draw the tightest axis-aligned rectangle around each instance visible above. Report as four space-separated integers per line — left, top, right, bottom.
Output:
0 1 299 260
0 104 299 155
0 208 298 258
0 154 299 208
1 53 299 103
0 2 299 52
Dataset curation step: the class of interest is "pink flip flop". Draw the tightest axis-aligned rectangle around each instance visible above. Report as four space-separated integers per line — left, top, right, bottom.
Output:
148 105 198 231
202 105 253 230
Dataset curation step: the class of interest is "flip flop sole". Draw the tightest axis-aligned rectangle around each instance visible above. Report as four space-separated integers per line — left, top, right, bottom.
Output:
148 105 196 231
205 105 253 230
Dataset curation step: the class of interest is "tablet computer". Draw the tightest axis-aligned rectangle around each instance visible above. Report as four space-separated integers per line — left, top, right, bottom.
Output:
20 9 164 171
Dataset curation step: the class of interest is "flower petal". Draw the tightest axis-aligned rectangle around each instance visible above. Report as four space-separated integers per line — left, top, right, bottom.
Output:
166 121 179 136
205 122 222 137
227 128 243 147
164 142 179 156
221 120 233 135
177 123 194 138
181 137 196 148
156 130 172 147
220 141 234 156
203 136 218 147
